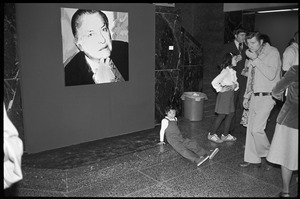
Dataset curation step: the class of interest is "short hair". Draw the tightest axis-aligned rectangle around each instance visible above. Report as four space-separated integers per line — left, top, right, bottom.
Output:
234 27 247 35
218 52 237 70
71 9 109 40
164 104 177 115
245 31 262 41
260 34 271 45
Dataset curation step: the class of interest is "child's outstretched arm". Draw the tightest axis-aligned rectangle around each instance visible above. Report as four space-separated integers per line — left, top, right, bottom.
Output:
158 118 168 144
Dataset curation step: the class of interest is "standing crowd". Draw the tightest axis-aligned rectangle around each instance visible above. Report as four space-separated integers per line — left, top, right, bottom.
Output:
159 29 298 198
210 29 298 197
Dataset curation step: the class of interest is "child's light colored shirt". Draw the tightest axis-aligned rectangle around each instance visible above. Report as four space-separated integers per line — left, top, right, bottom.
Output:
211 66 239 93
159 116 177 142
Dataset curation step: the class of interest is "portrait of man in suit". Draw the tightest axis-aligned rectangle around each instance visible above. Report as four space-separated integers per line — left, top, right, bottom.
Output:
61 8 129 86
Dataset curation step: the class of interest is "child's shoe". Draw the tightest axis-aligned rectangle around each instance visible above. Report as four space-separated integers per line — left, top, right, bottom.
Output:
221 134 237 142
208 148 219 159
207 133 223 143
196 155 209 166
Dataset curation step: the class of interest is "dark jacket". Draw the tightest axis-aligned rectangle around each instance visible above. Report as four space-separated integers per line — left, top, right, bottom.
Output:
65 40 128 86
272 65 298 129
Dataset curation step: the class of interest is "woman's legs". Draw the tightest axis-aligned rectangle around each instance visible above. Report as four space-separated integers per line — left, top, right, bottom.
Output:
281 165 293 194
223 112 234 136
211 114 226 135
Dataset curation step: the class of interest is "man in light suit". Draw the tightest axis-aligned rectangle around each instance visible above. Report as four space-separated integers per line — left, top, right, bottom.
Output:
221 27 248 135
239 31 281 167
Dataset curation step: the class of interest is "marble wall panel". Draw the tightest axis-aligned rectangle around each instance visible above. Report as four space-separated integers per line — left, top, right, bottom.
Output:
242 12 255 32
4 4 19 79
154 6 204 124
182 29 203 66
155 12 183 70
155 7 184 124
182 66 203 92
224 11 243 44
155 70 184 123
4 3 25 147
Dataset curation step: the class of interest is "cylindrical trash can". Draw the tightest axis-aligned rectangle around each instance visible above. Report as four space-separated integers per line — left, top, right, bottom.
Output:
181 92 208 121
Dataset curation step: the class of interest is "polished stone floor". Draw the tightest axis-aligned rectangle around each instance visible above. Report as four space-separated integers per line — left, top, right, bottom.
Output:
5 99 298 197
4 66 298 197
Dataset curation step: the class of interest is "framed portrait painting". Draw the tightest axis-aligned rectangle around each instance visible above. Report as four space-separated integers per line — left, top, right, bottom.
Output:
61 7 129 86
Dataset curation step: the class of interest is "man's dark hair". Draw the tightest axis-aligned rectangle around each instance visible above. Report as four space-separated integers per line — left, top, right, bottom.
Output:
245 31 262 41
71 9 109 40
260 34 271 45
234 27 247 35
165 104 177 114
218 52 237 70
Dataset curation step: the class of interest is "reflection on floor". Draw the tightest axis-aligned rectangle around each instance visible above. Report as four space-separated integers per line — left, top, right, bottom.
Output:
5 102 298 197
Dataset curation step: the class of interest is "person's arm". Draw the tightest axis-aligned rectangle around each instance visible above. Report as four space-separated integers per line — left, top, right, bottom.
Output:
211 69 228 92
158 118 168 144
282 47 294 72
251 49 281 81
234 81 239 91
272 65 297 100
242 61 254 109
232 70 239 91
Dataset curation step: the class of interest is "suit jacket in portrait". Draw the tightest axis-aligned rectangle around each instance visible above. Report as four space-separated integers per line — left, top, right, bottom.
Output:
64 40 129 86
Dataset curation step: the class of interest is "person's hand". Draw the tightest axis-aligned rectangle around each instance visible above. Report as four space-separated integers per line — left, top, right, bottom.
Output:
93 57 115 83
221 85 234 92
159 144 164 153
100 57 113 66
236 54 242 62
233 83 238 90
158 141 165 145
243 98 249 109
245 49 257 60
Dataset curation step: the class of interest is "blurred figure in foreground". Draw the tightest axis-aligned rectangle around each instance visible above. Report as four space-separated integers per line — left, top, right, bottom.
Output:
267 65 298 197
4 103 23 189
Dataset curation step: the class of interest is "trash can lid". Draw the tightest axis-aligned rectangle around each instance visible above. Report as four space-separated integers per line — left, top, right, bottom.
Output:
181 92 208 100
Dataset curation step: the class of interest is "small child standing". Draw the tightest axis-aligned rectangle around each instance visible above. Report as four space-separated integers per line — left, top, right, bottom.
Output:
208 52 239 143
158 105 219 166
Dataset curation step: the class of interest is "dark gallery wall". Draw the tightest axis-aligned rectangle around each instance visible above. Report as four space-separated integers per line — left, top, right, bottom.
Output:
255 11 298 56
16 3 155 153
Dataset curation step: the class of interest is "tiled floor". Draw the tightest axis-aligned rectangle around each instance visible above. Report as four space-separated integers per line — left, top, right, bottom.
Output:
5 101 298 197
4 66 298 197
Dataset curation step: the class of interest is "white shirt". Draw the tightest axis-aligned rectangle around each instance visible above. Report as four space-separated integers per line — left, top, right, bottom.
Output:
159 116 177 142
4 103 23 189
234 40 242 51
282 42 298 71
211 66 239 93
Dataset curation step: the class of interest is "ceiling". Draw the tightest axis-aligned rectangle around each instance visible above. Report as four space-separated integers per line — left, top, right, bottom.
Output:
223 3 298 12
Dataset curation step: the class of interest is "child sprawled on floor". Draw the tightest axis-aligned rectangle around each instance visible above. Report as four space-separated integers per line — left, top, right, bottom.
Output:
158 104 219 166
